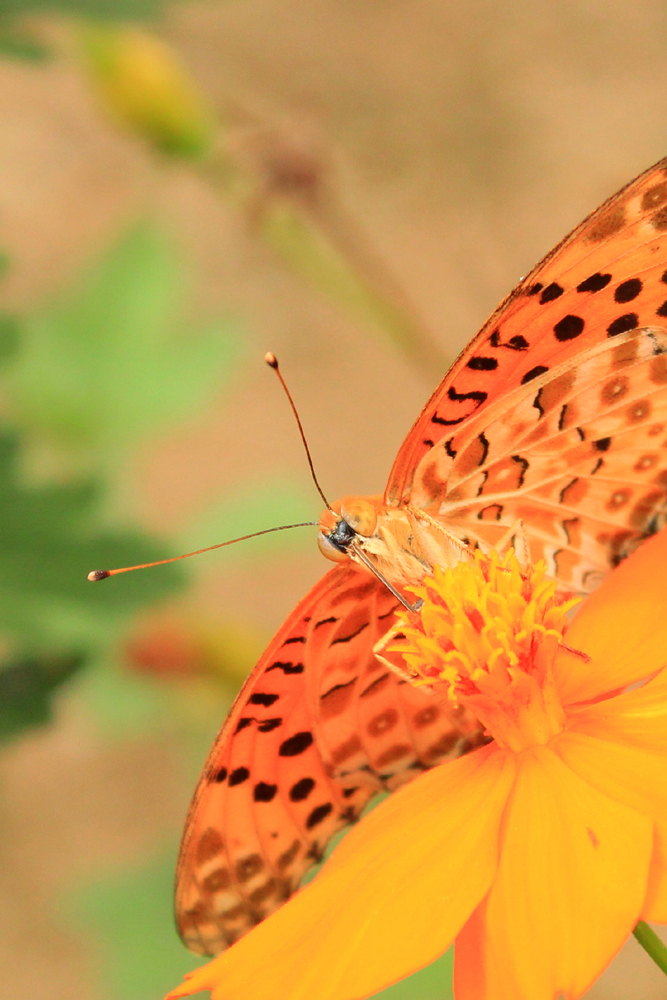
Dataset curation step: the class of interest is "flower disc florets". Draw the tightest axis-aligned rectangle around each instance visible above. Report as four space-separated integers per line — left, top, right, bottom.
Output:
383 549 581 752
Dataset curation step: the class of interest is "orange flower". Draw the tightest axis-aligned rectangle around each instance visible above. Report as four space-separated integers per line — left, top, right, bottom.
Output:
166 531 667 1000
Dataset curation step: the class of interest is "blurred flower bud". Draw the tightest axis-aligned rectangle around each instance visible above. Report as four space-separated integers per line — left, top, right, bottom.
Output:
79 25 214 159
125 611 263 684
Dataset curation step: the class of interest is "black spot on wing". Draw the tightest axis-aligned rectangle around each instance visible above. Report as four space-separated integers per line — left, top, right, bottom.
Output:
466 356 498 371
511 455 529 488
562 518 579 546
554 315 585 341
432 412 464 426
523 365 550 386
614 278 642 303
489 329 530 351
306 803 333 829
258 718 283 733
279 732 314 757
266 661 304 675
289 777 315 802
540 282 564 303
322 678 356 700
249 692 280 707
331 621 369 645
607 314 638 337
253 782 278 802
448 386 488 406
315 616 338 629
577 272 611 293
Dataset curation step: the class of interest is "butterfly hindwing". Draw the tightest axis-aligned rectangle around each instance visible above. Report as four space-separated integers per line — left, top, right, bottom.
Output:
175 564 482 956
409 325 667 589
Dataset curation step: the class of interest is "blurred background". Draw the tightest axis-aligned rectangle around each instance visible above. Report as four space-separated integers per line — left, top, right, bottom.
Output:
1 1 667 997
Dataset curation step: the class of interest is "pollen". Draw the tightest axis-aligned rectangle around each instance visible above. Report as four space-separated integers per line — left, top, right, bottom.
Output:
381 549 581 752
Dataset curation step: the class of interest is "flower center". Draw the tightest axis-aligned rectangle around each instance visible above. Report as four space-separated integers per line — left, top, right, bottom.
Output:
379 549 580 752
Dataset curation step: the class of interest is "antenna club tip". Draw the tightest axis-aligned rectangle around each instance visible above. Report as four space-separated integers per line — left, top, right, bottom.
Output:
88 569 110 582
264 351 279 369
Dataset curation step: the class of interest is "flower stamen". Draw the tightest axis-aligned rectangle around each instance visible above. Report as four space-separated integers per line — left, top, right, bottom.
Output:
375 548 581 752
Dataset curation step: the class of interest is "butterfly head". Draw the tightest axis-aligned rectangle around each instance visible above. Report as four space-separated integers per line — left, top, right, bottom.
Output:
317 496 380 563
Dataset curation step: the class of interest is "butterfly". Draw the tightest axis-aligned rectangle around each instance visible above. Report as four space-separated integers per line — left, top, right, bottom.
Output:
175 157 667 957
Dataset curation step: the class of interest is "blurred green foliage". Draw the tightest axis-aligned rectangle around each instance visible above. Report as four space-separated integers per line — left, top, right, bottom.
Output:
68 851 206 1000
0 431 181 647
7 223 239 470
0 0 165 21
0 0 174 63
0 220 243 744
0 21 50 58
0 649 84 739
178 478 318 567
69 846 453 1000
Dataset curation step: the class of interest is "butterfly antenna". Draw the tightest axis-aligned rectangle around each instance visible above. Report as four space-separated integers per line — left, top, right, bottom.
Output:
87 522 318 581
265 352 334 513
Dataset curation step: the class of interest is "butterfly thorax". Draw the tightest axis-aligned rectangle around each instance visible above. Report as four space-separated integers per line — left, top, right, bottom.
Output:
318 495 469 589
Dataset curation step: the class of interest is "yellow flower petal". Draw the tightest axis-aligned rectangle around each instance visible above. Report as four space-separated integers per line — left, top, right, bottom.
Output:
642 816 667 923
566 667 667 752
454 902 524 1000
555 527 667 705
165 745 516 1000
553 730 667 818
552 730 667 926
453 746 653 1000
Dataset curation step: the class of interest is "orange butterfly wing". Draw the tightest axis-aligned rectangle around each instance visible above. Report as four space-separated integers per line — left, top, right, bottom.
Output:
175 563 482 956
386 157 667 587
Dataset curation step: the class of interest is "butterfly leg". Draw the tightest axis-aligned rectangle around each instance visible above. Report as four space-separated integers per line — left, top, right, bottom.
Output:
484 517 532 570
404 505 473 569
372 621 434 693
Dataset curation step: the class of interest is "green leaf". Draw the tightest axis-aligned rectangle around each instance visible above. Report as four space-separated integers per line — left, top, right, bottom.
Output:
372 950 454 1000
0 311 21 361
66 850 207 1000
0 0 163 20
0 649 85 740
0 24 50 59
0 431 182 649
8 223 241 469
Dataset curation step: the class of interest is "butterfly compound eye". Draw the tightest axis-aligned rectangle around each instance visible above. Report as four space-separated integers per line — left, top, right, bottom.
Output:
318 532 350 562
339 498 378 537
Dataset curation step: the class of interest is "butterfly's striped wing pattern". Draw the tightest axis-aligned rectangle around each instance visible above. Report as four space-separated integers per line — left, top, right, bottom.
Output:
176 157 667 957
389 158 667 576
176 564 483 956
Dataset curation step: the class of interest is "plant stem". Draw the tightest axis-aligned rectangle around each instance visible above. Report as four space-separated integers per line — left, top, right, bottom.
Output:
633 921 667 975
